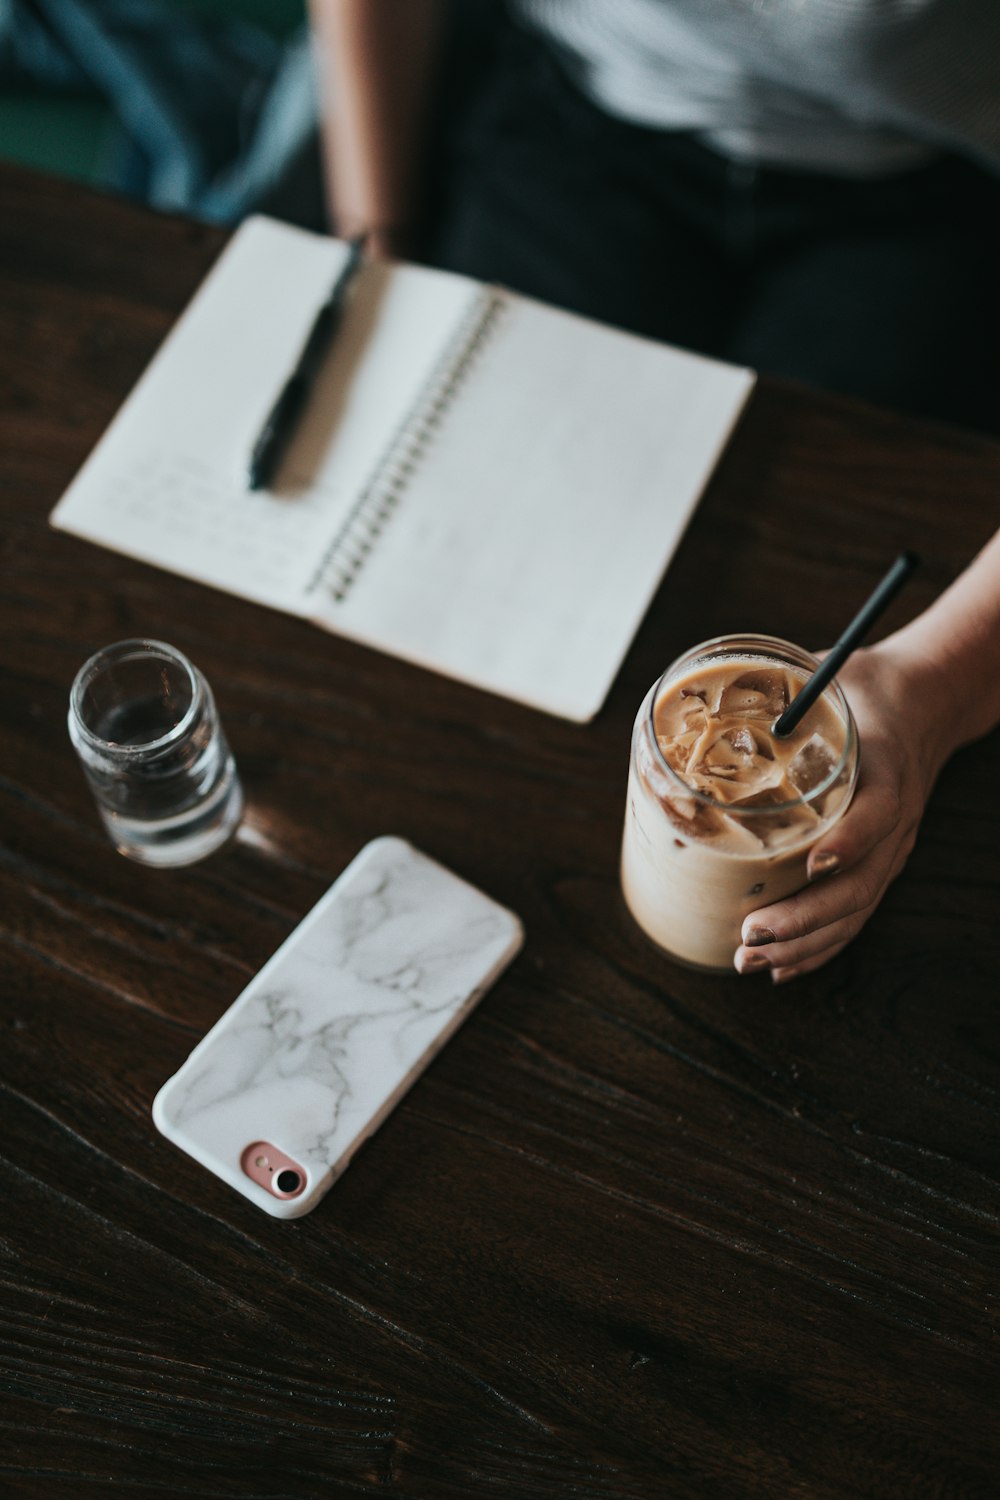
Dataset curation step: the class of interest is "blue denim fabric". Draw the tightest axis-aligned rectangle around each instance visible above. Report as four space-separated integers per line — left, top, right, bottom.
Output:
0 0 317 222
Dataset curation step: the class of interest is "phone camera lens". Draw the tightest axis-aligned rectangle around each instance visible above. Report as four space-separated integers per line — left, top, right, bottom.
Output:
275 1169 301 1194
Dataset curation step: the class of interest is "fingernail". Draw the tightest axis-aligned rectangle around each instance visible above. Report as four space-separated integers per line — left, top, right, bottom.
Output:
771 967 799 985
736 949 772 974
808 850 840 880
743 924 777 947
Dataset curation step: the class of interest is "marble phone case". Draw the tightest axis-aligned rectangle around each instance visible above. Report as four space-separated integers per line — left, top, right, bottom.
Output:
152 837 524 1218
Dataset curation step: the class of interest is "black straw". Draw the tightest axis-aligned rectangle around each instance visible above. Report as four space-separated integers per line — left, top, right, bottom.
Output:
772 551 920 739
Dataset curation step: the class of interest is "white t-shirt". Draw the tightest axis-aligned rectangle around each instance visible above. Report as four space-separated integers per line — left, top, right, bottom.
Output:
513 0 1000 176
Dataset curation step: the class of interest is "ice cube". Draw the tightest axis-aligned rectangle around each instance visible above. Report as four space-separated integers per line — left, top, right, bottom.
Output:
716 811 767 852
680 676 726 715
718 670 790 721
724 726 756 757
656 728 701 776
701 767 784 804
760 803 821 850
702 727 755 771
725 787 821 849
787 733 838 796
664 795 725 840
728 786 788 810
693 727 785 802
681 701 708 733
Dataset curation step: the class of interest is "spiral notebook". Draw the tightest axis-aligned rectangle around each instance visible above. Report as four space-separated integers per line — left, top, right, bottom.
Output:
50 215 754 721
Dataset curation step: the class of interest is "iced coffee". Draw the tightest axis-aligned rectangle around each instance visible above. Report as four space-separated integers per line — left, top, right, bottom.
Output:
621 635 859 971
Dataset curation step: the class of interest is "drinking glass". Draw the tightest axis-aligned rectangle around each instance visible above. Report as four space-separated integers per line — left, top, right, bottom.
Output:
620 634 859 971
68 639 243 866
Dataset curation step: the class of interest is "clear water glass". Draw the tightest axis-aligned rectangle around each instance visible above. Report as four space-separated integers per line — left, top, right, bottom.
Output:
68 639 244 866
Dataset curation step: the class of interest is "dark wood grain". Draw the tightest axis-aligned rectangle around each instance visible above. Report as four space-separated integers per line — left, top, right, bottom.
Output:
1 160 998 1499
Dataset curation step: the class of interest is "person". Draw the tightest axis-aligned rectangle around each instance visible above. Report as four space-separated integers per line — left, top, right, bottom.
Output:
308 0 1000 979
735 527 1000 981
309 0 1000 431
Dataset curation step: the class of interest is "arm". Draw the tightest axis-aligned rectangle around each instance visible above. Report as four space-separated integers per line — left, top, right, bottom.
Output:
308 0 446 256
736 528 1000 981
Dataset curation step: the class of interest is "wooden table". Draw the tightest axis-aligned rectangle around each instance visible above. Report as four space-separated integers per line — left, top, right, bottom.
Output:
2 161 997 1499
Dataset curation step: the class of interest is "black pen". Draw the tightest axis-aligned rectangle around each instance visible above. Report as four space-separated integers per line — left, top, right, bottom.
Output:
247 234 367 491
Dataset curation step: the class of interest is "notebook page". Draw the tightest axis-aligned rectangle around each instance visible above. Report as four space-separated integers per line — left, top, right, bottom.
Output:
50 218 478 614
310 291 754 721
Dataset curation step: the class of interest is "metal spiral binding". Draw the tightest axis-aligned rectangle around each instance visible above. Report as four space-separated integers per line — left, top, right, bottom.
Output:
307 287 506 604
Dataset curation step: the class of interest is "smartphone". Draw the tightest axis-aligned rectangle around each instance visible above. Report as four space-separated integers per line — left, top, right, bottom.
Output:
152 836 523 1218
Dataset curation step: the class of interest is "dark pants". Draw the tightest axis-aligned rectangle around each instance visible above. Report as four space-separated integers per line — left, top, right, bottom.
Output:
426 13 1000 434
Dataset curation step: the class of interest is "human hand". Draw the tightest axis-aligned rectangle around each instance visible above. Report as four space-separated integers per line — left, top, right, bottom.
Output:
733 641 953 983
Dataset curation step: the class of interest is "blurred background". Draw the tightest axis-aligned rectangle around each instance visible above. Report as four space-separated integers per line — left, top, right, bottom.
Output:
0 0 325 227
4 1 996 433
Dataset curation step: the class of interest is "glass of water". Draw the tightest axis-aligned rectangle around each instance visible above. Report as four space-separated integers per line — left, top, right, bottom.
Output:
68 639 244 866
